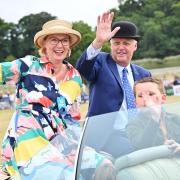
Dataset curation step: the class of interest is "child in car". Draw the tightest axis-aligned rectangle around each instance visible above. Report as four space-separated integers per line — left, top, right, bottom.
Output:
126 77 180 154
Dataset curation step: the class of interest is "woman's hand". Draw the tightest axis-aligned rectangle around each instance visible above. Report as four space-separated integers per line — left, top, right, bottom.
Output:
68 101 81 120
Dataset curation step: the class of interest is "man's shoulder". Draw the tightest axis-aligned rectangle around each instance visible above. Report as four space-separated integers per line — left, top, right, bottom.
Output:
131 63 149 71
131 63 151 74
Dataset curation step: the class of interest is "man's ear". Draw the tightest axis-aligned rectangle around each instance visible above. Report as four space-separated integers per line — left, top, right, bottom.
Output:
134 41 138 51
161 94 167 104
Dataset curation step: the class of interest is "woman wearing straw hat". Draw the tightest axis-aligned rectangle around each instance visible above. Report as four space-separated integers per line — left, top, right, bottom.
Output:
35 19 83 122
0 19 112 179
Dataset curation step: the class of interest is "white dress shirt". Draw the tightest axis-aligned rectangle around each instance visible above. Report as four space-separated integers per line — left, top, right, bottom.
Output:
116 64 135 111
86 43 101 60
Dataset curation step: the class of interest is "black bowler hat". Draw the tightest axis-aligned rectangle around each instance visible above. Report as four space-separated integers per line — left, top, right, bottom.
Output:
111 21 140 41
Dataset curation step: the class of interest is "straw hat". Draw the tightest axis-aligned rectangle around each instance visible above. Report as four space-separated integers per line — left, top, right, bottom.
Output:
34 19 81 48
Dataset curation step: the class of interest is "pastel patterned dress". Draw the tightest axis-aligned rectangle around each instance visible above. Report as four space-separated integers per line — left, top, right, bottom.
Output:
0 56 107 179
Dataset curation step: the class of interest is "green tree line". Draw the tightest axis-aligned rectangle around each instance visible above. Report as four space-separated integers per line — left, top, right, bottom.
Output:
0 0 179 66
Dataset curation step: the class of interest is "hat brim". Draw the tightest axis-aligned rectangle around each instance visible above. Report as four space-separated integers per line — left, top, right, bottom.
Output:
34 28 81 48
112 35 141 41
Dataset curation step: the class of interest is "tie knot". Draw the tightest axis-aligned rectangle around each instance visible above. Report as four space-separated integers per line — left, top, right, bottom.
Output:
123 68 128 74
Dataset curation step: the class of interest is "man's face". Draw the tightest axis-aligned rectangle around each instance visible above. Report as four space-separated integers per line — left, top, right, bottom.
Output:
110 38 137 67
135 82 166 108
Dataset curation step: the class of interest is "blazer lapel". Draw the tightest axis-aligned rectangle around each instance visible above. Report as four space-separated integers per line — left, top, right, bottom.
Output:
108 56 122 87
131 64 141 81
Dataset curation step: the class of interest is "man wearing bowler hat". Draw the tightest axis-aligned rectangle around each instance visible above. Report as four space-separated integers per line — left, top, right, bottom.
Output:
76 11 151 117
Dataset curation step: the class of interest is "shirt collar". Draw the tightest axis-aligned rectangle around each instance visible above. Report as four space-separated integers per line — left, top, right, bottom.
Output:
116 64 131 74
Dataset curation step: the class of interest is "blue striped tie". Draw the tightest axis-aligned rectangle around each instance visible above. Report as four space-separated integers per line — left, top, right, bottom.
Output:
122 68 136 109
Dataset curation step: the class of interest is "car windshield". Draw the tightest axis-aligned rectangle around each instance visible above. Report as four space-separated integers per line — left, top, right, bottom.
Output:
13 124 82 180
11 102 180 179
75 101 180 180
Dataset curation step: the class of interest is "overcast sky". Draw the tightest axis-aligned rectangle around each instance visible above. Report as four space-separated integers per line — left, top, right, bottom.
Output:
0 0 119 28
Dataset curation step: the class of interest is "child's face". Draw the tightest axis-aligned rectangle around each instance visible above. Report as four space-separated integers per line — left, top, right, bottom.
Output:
135 82 166 108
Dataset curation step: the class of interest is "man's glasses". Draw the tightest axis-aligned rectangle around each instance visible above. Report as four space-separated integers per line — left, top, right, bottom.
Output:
48 37 70 46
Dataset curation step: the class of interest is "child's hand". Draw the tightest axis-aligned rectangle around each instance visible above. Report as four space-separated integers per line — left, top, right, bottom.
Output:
143 94 154 107
143 94 162 123
164 139 180 154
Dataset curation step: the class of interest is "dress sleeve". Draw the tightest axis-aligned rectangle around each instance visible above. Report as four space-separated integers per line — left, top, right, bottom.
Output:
59 66 83 120
0 59 22 85
59 66 82 104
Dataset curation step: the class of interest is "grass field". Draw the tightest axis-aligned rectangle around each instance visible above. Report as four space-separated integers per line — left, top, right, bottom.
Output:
0 110 14 146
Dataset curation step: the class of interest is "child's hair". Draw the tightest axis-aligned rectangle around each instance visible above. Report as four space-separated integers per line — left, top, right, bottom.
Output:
134 77 166 96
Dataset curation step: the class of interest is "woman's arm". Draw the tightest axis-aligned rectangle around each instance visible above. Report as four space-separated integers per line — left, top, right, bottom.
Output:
0 59 23 85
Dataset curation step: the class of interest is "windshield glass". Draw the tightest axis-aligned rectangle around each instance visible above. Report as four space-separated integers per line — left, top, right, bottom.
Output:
9 102 180 179
12 124 82 180
75 102 180 180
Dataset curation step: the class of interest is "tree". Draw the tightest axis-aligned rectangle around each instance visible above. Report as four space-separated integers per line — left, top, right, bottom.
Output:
0 1 179 61
114 0 180 58
17 12 56 57
0 18 13 61
71 21 95 66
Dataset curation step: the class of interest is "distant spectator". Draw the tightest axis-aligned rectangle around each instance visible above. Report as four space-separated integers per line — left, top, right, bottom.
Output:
0 91 3 101
81 91 89 103
9 92 15 109
173 76 180 86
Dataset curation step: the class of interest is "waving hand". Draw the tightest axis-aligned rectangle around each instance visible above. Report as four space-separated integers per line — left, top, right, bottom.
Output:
92 11 120 49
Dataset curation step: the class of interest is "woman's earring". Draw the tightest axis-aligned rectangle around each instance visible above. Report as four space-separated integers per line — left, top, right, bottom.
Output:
68 49 71 58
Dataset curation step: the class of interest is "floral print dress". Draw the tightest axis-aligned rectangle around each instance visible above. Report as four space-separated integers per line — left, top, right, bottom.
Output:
0 56 107 179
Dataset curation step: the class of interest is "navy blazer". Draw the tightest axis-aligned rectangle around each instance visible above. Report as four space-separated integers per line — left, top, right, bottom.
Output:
76 50 151 117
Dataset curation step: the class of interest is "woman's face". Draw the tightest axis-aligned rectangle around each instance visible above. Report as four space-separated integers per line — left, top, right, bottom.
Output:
43 34 70 64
